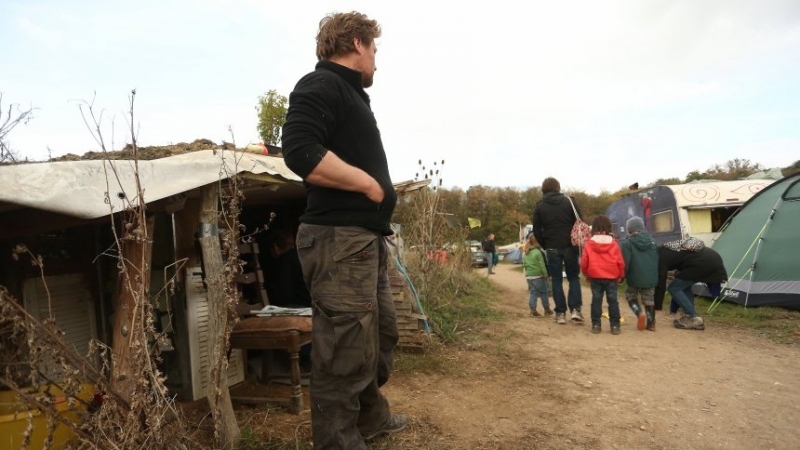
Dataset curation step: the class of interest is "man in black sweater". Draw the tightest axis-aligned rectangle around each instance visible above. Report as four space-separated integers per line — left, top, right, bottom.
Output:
281 11 405 449
532 177 585 324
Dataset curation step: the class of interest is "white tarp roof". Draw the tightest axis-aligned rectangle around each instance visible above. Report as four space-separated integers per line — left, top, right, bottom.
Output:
0 150 302 219
665 179 775 209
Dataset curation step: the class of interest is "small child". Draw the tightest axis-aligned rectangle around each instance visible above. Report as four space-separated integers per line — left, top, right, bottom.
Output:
620 216 659 331
580 215 625 335
523 234 552 317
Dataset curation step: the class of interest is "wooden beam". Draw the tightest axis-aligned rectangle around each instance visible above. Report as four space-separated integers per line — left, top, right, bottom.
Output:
110 215 154 402
197 183 241 449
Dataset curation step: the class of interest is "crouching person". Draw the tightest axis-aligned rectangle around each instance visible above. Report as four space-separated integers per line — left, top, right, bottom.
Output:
657 238 728 330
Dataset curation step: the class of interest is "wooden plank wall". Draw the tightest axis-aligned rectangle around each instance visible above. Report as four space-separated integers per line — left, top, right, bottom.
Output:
387 264 427 349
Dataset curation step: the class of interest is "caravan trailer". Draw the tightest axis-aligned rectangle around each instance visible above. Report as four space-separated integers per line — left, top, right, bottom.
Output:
605 179 774 246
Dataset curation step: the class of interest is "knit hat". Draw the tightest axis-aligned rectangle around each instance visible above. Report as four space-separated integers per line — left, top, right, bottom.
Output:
663 237 705 252
626 216 646 234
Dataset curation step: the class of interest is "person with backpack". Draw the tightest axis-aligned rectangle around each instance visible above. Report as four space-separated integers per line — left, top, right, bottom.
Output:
532 177 585 325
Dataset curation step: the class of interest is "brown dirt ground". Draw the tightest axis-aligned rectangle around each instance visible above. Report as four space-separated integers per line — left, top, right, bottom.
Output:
224 262 800 449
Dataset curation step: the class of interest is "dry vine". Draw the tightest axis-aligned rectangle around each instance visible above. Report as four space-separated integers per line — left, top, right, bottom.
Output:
0 92 278 449
0 91 197 449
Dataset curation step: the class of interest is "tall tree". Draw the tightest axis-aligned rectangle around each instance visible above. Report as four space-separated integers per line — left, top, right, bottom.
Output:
255 90 288 146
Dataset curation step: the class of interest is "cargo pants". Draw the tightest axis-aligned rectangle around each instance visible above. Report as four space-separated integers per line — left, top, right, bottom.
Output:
295 224 400 449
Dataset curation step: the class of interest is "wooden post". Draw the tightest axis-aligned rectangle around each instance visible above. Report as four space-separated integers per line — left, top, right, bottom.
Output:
110 215 154 402
197 184 241 449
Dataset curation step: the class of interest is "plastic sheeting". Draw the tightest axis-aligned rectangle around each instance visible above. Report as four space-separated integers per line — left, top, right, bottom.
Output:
0 150 301 219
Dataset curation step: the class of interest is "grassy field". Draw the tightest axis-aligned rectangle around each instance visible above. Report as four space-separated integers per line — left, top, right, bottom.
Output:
698 296 800 344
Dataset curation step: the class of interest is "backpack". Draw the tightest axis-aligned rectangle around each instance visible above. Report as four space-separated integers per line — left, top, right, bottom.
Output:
566 197 591 248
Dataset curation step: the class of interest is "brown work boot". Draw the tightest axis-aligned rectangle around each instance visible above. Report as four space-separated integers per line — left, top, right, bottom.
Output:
363 413 409 441
544 307 554 317
674 315 705 330
530 309 543 317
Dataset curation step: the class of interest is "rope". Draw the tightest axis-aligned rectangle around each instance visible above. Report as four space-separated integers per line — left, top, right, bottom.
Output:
707 197 782 313
392 254 431 333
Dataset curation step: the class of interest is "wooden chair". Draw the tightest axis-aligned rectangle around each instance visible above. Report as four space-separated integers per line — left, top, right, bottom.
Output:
236 242 269 306
229 315 312 414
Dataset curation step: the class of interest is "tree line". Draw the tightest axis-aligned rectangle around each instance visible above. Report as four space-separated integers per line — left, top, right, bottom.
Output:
393 159 800 246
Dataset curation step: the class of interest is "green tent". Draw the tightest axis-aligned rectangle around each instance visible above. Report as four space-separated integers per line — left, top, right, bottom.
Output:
711 173 800 308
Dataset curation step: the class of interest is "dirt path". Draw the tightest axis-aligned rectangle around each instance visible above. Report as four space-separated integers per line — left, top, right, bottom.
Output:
382 263 800 449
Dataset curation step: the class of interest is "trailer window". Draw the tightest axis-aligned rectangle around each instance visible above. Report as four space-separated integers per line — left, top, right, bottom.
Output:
710 207 739 232
652 211 674 233
687 209 712 233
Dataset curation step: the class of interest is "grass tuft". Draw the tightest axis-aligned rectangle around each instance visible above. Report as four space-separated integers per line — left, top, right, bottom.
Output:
698 297 800 344
417 267 504 344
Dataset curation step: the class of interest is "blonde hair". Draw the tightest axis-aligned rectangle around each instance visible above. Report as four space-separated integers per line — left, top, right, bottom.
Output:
524 234 540 253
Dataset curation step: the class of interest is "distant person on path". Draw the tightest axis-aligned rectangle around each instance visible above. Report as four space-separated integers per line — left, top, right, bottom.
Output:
522 234 552 317
482 233 497 275
619 217 659 331
282 11 406 448
532 177 584 324
656 238 727 330
580 215 626 335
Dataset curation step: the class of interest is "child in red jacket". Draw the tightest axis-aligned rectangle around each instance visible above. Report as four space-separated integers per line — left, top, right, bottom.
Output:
581 215 626 335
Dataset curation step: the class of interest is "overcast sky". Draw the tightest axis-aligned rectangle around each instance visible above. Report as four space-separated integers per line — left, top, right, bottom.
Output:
2 0 799 194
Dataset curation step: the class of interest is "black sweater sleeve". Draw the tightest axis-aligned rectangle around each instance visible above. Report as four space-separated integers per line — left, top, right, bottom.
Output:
282 74 341 179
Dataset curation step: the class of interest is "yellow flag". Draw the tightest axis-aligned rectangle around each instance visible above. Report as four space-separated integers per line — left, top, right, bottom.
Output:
467 217 481 229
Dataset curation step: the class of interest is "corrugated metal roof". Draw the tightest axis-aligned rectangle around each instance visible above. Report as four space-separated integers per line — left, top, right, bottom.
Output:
0 150 302 219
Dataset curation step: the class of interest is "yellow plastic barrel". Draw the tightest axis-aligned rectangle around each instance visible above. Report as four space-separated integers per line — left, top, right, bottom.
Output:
0 383 94 449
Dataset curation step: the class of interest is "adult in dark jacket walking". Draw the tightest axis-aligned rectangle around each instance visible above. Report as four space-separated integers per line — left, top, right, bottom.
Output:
656 242 727 330
532 177 584 324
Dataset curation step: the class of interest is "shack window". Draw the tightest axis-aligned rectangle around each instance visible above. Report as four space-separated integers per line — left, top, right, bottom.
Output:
652 211 674 233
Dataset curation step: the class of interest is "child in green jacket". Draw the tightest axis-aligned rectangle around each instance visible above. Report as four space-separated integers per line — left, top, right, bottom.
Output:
620 216 659 331
523 234 552 317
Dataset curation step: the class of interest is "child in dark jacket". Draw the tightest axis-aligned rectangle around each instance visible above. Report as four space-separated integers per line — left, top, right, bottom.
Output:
581 215 626 335
620 217 659 331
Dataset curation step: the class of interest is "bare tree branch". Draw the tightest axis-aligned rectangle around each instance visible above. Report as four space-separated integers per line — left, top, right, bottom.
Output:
0 92 36 163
